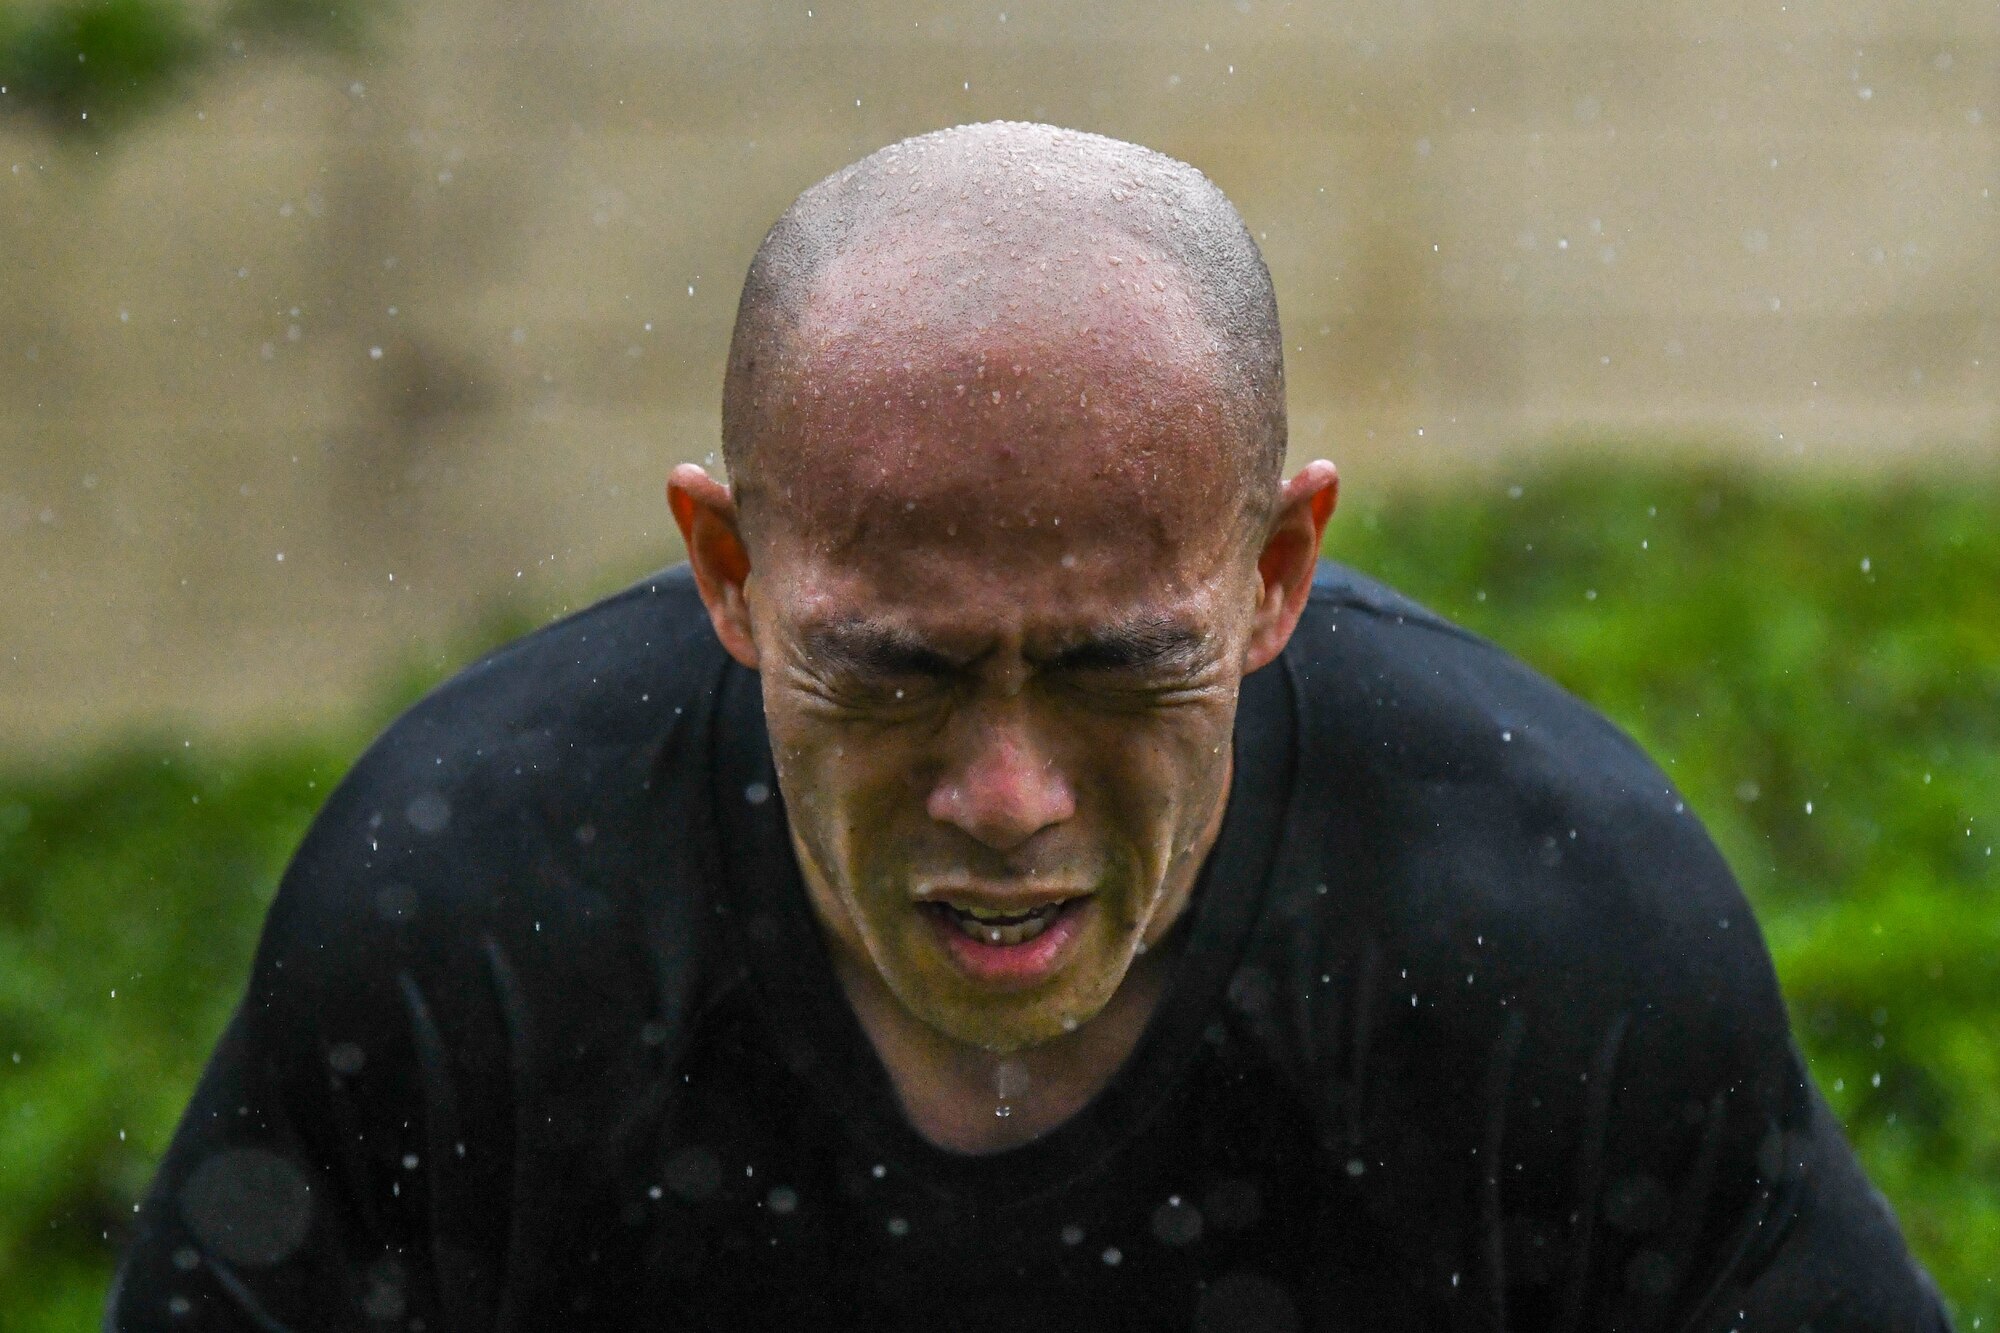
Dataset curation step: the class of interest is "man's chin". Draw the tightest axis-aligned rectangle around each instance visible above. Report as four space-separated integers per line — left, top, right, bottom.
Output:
901 973 1123 1053
920 1006 1090 1055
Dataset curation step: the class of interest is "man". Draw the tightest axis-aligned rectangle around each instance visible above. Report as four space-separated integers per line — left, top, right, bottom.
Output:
111 124 1947 1331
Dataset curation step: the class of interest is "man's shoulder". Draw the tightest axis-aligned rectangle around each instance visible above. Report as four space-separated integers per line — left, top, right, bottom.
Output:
1295 560 1664 796
258 565 727 994
1266 562 1794 1104
1288 562 1700 903
316 562 720 853
1285 557 1756 954
382 562 720 762
1239 568 1930 1329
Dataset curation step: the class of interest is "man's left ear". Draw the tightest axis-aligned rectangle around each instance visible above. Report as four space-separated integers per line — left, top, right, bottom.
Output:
1242 460 1338 674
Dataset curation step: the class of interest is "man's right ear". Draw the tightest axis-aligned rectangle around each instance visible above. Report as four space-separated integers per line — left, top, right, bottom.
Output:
667 463 761 670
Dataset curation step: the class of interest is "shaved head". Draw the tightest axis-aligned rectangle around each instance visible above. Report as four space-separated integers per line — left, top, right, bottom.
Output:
721 122 1287 537
673 123 1335 1066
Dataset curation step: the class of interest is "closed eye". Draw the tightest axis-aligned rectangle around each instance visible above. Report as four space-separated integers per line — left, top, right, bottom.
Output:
794 615 1217 707
1040 619 1209 679
802 624 964 681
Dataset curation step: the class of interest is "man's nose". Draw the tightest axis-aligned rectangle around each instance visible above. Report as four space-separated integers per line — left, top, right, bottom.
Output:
926 710 1076 852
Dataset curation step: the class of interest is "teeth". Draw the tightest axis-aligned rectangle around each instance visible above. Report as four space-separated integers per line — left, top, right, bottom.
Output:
960 904 1022 922
941 902 1063 946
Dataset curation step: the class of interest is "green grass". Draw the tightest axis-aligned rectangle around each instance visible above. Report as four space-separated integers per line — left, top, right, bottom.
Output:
2 459 1994 1326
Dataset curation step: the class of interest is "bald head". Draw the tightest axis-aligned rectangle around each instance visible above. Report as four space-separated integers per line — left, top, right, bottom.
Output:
721 123 1287 536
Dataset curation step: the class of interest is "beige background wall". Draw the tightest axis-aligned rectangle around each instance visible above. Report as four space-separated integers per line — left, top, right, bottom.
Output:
3 0 1995 742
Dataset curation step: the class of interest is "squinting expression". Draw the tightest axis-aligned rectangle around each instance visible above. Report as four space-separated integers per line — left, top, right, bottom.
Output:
735 278 1273 1053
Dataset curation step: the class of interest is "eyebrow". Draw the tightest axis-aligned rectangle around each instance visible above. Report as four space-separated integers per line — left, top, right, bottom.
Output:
1040 617 1209 674
801 623 961 678
800 615 1210 678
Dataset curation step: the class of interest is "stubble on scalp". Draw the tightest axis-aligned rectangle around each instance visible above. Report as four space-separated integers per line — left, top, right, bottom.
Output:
720 122 1288 545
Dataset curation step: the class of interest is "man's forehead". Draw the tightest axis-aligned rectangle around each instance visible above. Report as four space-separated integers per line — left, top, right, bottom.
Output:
753 266 1248 551
752 454 1240 602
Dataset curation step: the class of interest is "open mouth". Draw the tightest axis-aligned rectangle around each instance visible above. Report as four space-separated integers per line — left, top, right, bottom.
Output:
923 899 1072 947
916 893 1093 985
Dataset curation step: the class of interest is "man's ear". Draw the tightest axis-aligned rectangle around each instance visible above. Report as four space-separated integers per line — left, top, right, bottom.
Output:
668 463 761 670
1242 459 1338 675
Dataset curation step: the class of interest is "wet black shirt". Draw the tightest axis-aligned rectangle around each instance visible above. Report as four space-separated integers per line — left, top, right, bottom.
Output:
109 564 1950 1332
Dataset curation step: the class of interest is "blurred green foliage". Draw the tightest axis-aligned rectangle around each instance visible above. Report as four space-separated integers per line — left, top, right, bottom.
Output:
0 459 1993 1326
0 0 202 129
0 0 378 135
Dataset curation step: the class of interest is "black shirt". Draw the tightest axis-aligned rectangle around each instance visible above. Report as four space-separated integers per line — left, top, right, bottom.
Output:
109 564 1950 1332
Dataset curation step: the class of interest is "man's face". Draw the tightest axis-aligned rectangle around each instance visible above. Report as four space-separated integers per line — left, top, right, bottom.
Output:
736 259 1270 1053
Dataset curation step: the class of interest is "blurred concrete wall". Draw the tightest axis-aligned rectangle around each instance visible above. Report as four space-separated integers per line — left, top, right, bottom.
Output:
3 0 1996 741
